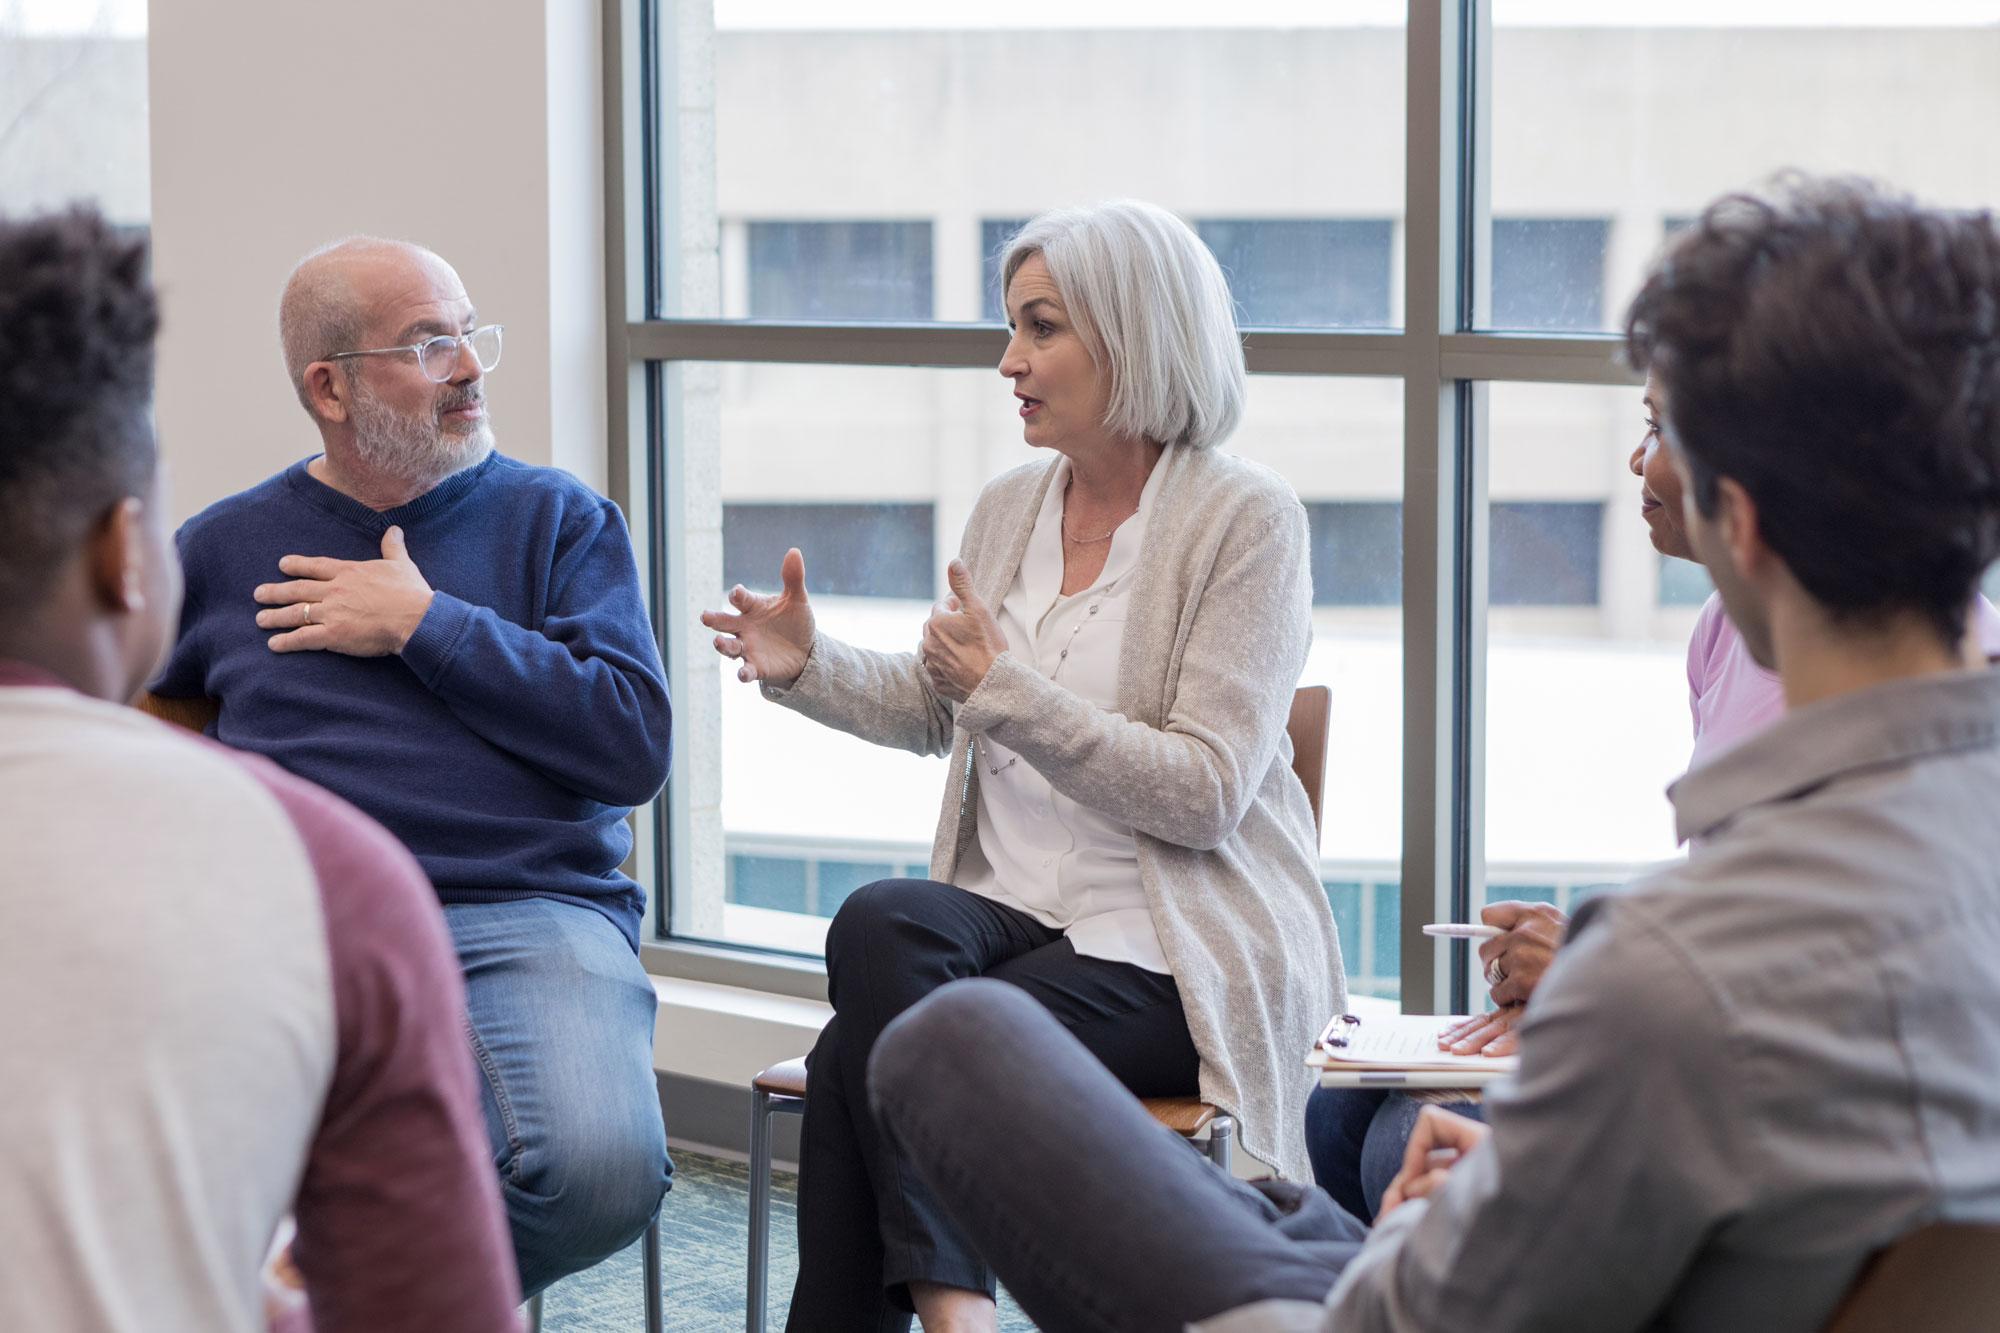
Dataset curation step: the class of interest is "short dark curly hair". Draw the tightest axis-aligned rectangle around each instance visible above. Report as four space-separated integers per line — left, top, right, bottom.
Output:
1625 175 2000 647
0 206 159 616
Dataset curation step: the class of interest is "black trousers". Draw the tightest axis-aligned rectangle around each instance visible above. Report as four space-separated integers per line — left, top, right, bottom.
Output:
786 878 1200 1333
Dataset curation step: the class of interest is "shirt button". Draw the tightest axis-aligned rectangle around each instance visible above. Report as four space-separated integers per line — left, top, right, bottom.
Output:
1059 650 1068 659
1089 605 1099 614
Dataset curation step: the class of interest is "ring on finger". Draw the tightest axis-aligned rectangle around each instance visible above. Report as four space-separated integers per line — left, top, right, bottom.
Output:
1485 957 1507 987
302 602 315 626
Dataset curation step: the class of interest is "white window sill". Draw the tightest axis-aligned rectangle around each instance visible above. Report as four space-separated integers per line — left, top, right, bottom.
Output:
651 974 832 1086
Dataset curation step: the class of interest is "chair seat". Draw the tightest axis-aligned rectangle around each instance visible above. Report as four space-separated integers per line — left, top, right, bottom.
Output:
753 1058 809 1098
756 1059 1220 1139
1139 1096 1221 1138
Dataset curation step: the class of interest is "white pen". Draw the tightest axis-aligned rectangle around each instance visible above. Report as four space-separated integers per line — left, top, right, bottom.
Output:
1422 922 1504 940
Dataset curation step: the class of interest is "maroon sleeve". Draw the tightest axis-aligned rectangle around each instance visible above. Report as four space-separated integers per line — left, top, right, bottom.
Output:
229 748 521 1332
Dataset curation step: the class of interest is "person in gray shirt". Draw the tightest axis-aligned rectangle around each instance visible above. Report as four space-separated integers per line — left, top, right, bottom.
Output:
863 173 2000 1333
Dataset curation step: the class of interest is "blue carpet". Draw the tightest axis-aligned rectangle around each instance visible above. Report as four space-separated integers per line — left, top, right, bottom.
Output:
535 1151 1036 1330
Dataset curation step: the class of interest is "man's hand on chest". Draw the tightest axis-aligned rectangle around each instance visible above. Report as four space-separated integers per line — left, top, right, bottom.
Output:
253 525 437 657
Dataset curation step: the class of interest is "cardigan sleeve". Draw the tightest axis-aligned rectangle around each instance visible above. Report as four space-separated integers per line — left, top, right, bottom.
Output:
758 630 958 758
755 462 1052 756
954 489 1311 851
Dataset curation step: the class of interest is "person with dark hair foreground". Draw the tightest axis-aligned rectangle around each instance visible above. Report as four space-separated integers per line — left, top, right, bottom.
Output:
0 210 518 1330
866 175 2000 1333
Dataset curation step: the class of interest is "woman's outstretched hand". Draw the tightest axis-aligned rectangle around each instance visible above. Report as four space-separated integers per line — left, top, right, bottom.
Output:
921 560 1008 703
701 547 815 686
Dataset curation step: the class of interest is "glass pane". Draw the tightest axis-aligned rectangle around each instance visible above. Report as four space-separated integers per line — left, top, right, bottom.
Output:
679 4 1408 326
1198 219 1396 328
1231 377 1405 1003
1479 4 2000 332
747 221 934 320
669 362 1404 1004
1658 554 1714 608
0 2 149 229
1479 383 1700 983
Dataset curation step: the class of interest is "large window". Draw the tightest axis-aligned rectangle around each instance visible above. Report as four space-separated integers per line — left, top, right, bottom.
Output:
1481 383 1697 947
622 1 2000 1012
0 2 149 231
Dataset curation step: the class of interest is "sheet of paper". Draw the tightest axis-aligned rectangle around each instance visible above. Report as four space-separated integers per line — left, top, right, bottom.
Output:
1308 1012 1520 1072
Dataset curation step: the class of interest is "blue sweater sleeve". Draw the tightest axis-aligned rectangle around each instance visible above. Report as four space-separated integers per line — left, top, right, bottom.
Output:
396 498 671 808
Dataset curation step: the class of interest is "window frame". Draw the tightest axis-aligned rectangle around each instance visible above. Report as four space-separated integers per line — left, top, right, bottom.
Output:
604 0 1644 1014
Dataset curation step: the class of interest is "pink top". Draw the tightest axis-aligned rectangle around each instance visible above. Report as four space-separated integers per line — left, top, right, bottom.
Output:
1686 591 2000 774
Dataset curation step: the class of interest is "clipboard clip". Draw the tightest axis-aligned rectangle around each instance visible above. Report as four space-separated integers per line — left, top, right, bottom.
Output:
1315 1012 1363 1053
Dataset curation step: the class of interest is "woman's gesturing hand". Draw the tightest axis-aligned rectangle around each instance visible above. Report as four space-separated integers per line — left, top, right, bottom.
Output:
701 547 815 686
1476 901 1569 1008
921 560 1009 703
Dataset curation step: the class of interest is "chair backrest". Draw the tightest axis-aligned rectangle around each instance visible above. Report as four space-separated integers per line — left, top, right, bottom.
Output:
135 691 220 735
1287 684 1331 841
1823 1223 2000 1332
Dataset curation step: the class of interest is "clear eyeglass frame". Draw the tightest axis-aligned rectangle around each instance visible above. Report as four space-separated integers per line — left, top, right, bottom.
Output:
327 323 504 383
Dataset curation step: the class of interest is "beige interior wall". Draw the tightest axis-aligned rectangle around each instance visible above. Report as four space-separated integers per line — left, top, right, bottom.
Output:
146 1 607 525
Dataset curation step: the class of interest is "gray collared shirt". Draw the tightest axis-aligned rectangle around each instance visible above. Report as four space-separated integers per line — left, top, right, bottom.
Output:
1307 668 2000 1332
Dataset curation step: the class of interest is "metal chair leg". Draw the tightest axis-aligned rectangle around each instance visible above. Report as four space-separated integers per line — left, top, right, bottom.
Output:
524 1292 542 1332
643 1210 663 1333
748 1088 773 1333
748 1090 806 1333
1205 1114 1235 1174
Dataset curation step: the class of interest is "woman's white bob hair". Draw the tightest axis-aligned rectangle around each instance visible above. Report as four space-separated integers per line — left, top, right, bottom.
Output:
999 200 1246 452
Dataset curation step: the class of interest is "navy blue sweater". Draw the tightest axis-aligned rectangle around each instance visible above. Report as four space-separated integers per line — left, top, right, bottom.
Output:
152 454 671 948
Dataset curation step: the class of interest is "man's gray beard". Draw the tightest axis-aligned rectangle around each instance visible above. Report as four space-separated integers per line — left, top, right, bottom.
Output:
348 377 495 493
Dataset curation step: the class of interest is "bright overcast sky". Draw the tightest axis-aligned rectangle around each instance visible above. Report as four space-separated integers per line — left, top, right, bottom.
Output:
7 0 2000 37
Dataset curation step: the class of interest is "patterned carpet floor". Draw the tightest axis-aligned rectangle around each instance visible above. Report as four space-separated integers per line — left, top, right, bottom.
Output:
536 1151 1035 1331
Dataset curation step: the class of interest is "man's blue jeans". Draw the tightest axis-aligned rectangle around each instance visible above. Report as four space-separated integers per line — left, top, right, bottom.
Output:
446 899 672 1297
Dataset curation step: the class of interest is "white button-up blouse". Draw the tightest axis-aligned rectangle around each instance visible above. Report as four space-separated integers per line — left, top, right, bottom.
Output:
953 454 1171 973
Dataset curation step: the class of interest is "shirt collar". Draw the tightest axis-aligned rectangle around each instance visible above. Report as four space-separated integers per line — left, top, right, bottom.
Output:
1671 667 2000 844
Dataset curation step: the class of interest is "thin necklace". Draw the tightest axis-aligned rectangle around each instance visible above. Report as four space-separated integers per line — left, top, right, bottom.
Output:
1061 477 1134 545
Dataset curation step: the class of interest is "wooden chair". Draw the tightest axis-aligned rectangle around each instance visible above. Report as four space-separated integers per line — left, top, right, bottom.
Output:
134 690 220 732
136 693 665 1333
1822 1223 2000 1332
745 685 1333 1331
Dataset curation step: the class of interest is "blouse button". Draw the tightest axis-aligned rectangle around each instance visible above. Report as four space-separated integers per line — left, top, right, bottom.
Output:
1089 605 1099 614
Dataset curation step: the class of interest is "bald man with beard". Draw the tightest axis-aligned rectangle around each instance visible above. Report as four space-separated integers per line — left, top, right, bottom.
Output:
146 238 674 1298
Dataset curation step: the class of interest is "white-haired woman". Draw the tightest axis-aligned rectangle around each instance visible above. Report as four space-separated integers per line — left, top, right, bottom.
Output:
701 200 1343 1333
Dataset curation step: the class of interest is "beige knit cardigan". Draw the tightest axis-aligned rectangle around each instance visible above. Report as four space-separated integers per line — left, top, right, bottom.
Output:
764 442 1346 1179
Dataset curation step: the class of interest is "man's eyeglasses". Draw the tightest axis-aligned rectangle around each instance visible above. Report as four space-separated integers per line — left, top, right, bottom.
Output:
328 324 504 383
